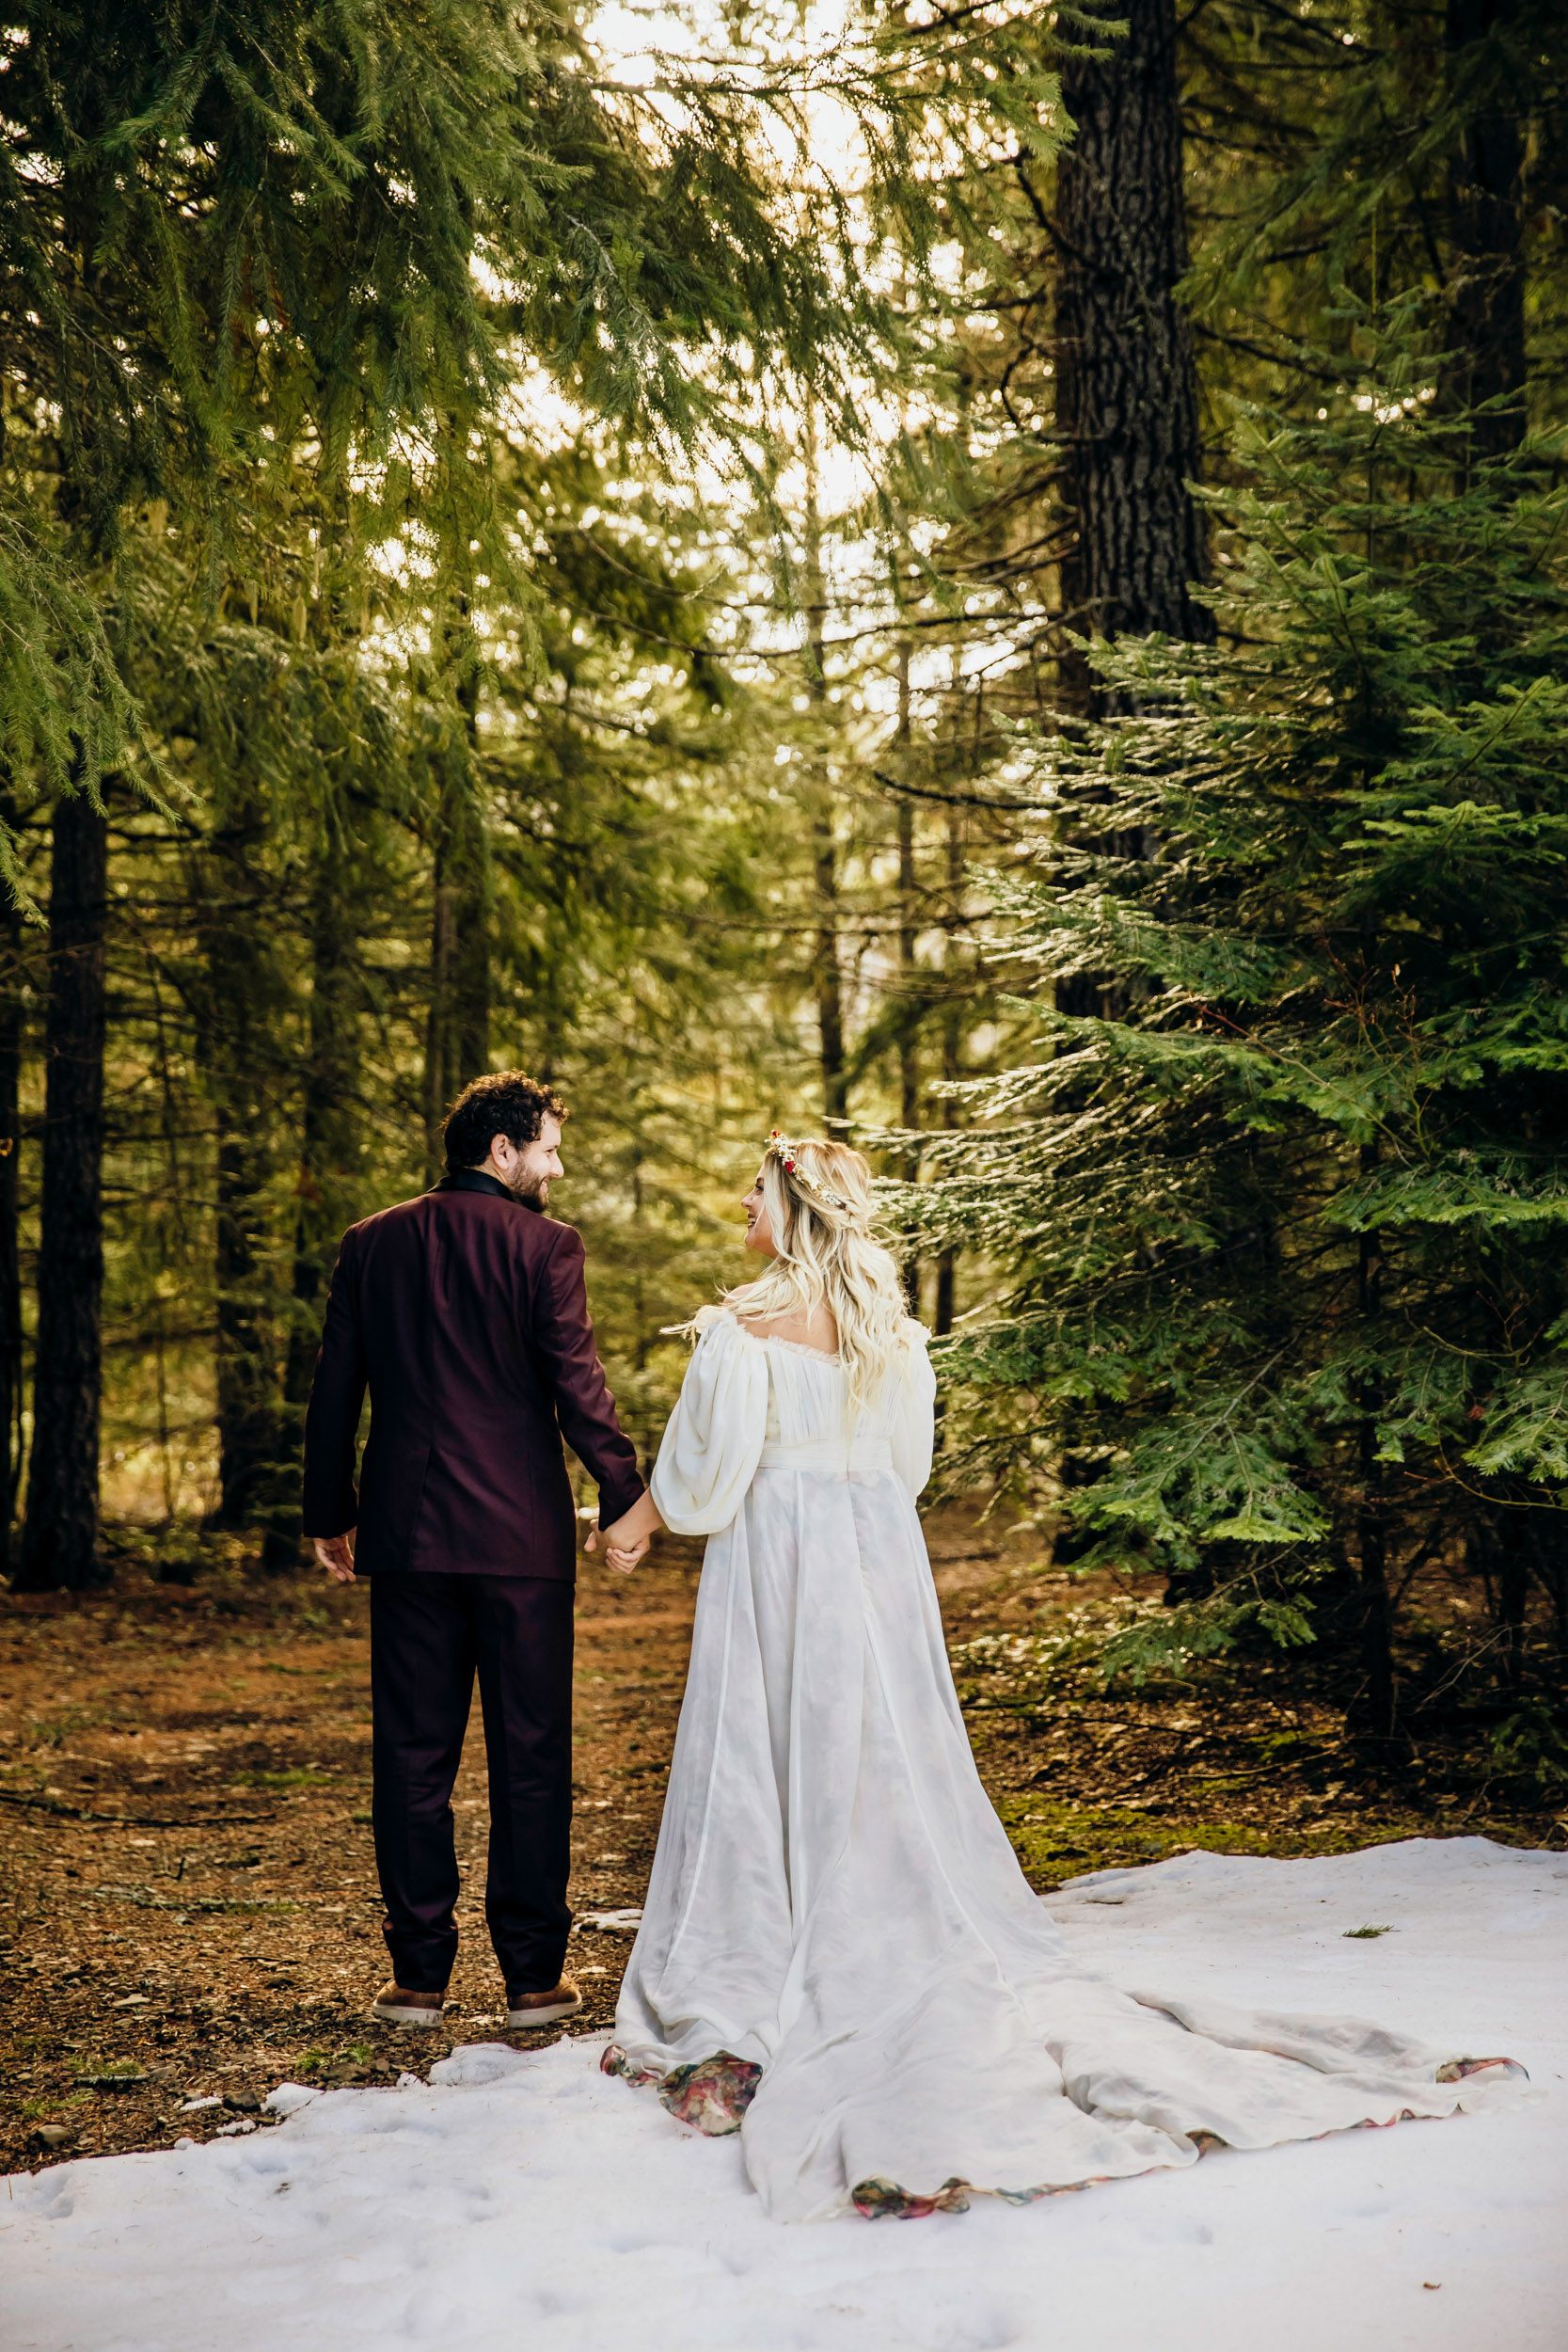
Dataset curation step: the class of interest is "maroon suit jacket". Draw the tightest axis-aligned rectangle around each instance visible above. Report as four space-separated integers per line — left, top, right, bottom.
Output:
301 1170 643 1578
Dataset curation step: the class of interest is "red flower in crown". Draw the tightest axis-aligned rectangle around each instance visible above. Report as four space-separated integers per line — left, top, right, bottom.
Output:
765 1125 853 1213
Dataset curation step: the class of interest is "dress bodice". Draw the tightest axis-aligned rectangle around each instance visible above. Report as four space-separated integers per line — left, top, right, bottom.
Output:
648 1309 936 1537
760 1335 837 1447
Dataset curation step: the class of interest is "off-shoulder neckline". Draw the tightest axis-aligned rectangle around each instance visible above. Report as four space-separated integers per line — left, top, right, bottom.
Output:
709 1306 931 1362
724 1310 843 1367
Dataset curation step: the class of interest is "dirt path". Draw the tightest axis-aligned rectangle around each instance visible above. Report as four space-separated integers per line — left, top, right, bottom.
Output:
3 1508 1554 2173
0 1537 707 2170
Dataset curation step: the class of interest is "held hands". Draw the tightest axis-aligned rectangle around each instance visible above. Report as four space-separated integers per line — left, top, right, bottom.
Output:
584 1488 664 1576
582 1521 645 1573
315 1502 661 1581
313 1532 356 1584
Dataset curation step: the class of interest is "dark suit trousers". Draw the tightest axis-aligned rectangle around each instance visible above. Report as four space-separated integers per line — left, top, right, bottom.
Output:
370 1574 573 1995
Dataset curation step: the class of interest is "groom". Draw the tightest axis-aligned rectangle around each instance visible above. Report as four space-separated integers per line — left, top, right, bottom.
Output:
302 1071 651 2029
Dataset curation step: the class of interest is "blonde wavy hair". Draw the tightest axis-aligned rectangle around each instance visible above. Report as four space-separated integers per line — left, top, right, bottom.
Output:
721 1136 912 1422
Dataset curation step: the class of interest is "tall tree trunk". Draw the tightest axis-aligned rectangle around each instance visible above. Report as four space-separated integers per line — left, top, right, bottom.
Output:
802 411 847 1130
1443 0 1526 460
1497 1530 1528 1691
932 802 964 1346
423 841 456 1173
814 818 847 1128
423 747 490 1176
897 795 920 1149
1469 1481 1545 1694
897 797 921 1147
452 661 490 1089
895 639 921 1147
1355 1433 1395 1740
1055 0 1214 709
895 640 922 1313
1053 0 1211 1025
0 888 24 1570
17 794 106 1591
264 852 355 1569
212 1128 277 1527
1531 1502 1567 1669
1351 1155 1397 1742
199 803 282 1531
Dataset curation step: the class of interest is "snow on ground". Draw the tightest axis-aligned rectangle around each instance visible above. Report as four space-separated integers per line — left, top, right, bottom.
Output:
4 1838 1564 2352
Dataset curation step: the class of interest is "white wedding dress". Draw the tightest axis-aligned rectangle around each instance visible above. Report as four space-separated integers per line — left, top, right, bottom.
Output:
609 1309 1524 2223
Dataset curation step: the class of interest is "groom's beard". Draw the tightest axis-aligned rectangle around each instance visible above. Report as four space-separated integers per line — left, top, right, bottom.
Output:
507 1171 548 1211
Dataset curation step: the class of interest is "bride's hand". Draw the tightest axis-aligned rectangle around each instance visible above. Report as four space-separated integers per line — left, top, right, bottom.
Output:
585 1487 664 1573
588 1529 647 1574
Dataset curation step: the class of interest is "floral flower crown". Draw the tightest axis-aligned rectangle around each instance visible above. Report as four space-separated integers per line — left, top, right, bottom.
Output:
765 1128 854 1213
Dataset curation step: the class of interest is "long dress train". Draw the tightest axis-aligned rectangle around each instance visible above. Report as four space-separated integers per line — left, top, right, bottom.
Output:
609 1311 1527 2223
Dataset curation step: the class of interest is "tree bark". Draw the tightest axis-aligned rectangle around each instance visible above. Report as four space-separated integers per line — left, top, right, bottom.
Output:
1052 0 1214 1035
932 1241 956 1339
802 420 847 1129
1497 1534 1528 1690
422 751 490 1177
895 641 921 1147
1355 1454 1396 1740
17 794 106 1590
1055 0 1214 705
1442 0 1526 459
897 801 921 1141
895 641 923 1312
932 803 964 1346
814 817 847 1128
0 890 24 1570
198 801 282 1532
265 851 356 1569
211 1146 277 1525
1468 1481 1548 1694
1351 1176 1397 1742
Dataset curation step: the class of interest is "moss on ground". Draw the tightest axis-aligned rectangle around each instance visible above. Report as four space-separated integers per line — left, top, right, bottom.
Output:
998 1791 1551 1888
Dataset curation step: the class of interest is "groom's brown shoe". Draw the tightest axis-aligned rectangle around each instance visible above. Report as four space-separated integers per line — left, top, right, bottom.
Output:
506 1977 583 2028
371 1981 447 2026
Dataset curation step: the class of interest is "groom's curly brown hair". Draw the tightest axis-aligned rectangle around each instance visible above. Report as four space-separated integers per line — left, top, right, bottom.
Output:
442 1071 567 1172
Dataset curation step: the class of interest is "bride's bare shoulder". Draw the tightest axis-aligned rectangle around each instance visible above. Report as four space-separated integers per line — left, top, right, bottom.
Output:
734 1299 839 1356
682 1288 775 1342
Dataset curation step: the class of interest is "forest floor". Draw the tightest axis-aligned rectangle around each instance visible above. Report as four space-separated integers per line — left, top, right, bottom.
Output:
3 1499 1560 2177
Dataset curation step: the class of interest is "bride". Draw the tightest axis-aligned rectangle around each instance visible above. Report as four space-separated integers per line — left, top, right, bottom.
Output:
592 1131 1523 2223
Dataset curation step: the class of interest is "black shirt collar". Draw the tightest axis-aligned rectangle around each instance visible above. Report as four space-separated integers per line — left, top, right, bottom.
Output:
435 1168 516 1204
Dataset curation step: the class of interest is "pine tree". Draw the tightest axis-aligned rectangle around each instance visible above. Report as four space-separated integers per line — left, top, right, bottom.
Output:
923 311 1568 1747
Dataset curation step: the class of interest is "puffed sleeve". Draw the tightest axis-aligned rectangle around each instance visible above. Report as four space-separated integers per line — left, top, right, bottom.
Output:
649 1312 771 1535
888 1323 937 1502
